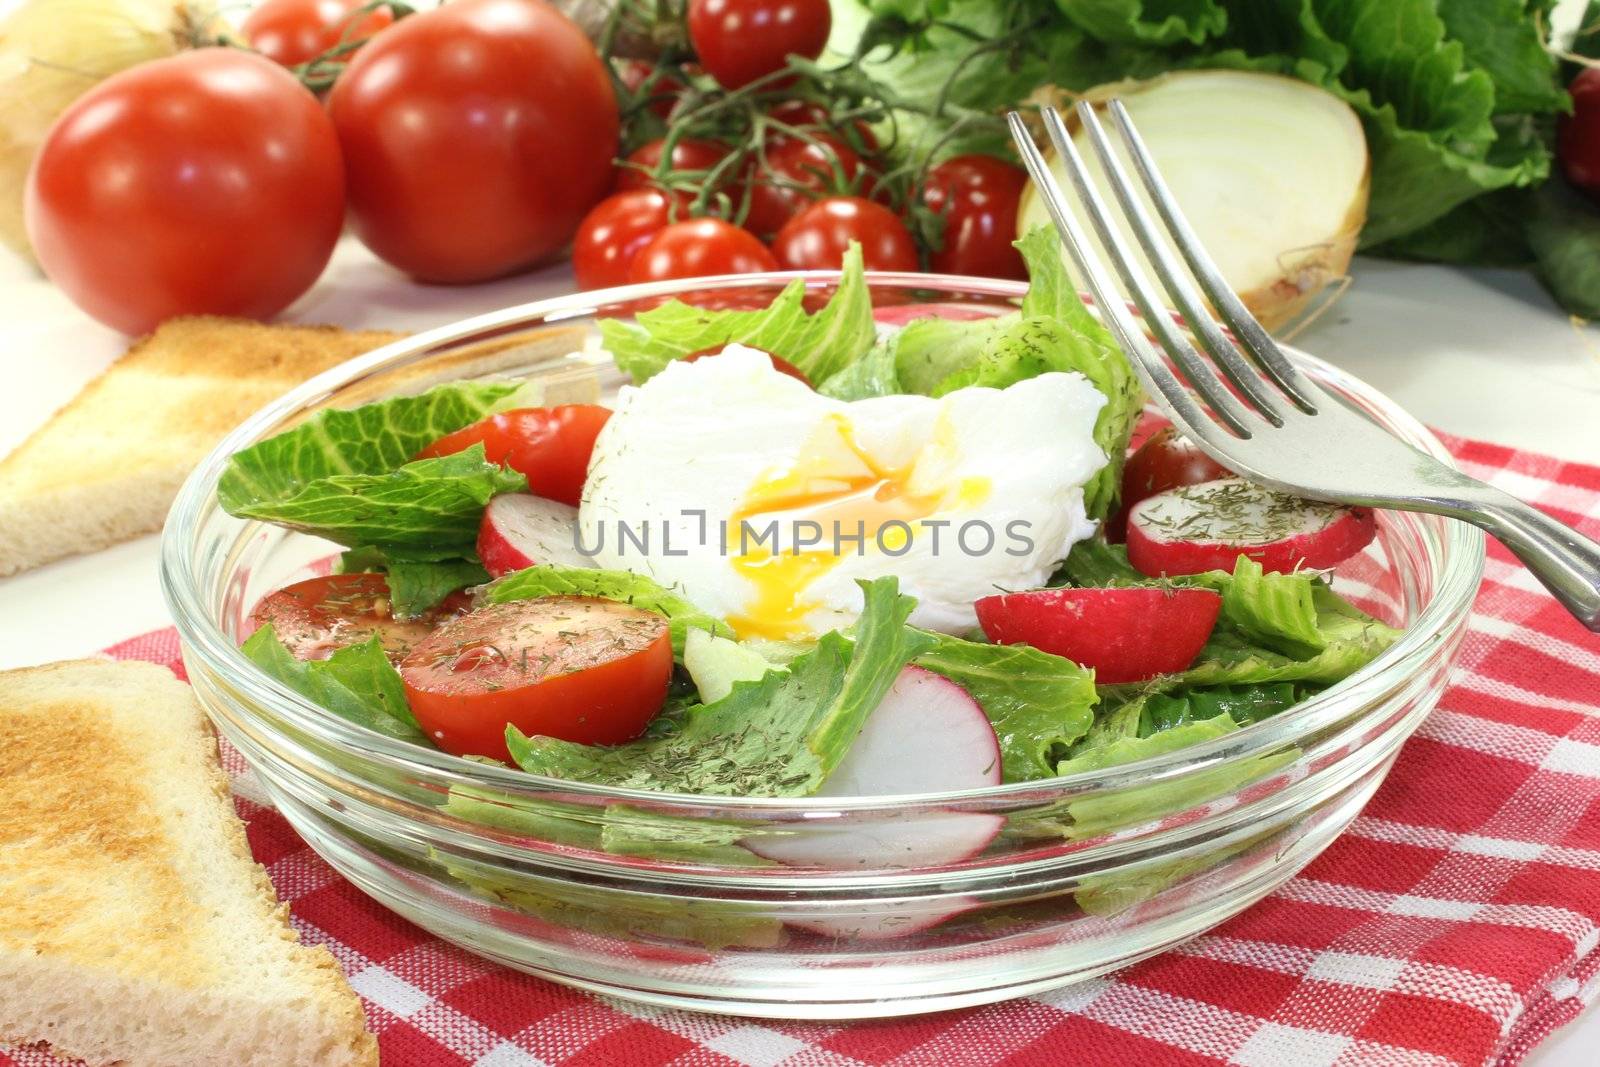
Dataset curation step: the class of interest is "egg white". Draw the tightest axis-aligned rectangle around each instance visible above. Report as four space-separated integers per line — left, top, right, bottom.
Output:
578 345 1107 637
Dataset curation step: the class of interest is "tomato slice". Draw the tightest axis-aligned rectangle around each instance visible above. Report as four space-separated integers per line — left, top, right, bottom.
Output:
400 596 673 760
416 404 612 507
249 573 470 662
682 344 811 386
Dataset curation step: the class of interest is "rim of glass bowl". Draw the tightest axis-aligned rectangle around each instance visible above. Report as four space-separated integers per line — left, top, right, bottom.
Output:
161 269 1485 811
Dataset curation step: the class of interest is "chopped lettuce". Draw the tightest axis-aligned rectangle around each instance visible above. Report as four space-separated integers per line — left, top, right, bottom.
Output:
1052 537 1144 586
816 335 904 399
890 314 1010 396
683 628 781 703
483 565 733 655
914 630 1096 782
240 625 424 743
598 244 875 385
338 545 489 617
505 578 935 796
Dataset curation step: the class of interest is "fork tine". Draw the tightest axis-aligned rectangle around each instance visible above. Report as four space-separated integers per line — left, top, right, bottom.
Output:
1072 102 1292 424
1037 107 1261 437
1005 110 1226 448
1104 99 1323 412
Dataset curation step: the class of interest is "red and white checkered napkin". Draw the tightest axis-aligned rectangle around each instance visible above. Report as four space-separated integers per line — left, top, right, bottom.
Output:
6 432 1600 1067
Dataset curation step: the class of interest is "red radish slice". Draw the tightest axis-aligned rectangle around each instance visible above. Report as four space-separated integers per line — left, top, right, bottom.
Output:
789 895 983 941
477 494 589 578
976 587 1221 684
1126 477 1377 577
746 666 1003 872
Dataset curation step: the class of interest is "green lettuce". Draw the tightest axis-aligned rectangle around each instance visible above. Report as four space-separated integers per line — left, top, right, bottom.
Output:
816 336 904 399
338 545 489 617
505 578 935 796
483 565 733 655
598 244 875 385
240 625 424 743
915 631 1096 782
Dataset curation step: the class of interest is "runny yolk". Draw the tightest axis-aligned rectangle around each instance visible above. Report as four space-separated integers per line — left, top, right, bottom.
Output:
725 413 989 640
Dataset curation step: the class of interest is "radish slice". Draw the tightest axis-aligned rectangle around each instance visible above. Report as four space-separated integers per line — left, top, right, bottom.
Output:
1126 477 1377 577
975 586 1221 684
477 493 590 578
745 666 1003 871
790 896 983 941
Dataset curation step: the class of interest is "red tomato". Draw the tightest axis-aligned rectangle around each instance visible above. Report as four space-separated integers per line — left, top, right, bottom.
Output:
628 218 778 281
617 59 690 119
976 587 1222 685
417 404 612 507
772 197 918 271
683 344 811 385
614 137 733 193
327 0 618 283
767 100 877 154
25 49 343 336
400 596 673 759
250 573 471 661
572 189 687 290
1107 427 1234 541
742 134 871 237
1560 68 1600 199
243 0 395 68
687 0 831 89
923 155 1029 279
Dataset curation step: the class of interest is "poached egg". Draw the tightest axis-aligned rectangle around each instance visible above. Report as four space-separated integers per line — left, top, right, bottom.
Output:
578 345 1107 638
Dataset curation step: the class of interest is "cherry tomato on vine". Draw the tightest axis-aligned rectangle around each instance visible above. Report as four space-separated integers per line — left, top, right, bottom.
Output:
328 0 618 283
25 49 344 335
687 0 831 90
614 137 732 194
572 189 687 290
766 100 878 154
772 197 918 272
617 59 691 119
1559 68 1600 200
741 134 872 237
628 218 778 282
243 0 395 69
417 404 614 508
923 154 1029 279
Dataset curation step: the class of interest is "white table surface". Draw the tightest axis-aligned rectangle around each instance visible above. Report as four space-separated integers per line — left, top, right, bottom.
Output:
1 241 1597 1063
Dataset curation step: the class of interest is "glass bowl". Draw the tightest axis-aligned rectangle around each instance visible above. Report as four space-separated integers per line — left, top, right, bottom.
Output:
161 272 1484 1019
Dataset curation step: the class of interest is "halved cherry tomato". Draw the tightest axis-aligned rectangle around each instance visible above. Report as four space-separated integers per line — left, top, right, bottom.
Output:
923 155 1028 279
683 343 811 385
688 0 831 90
249 573 471 661
416 404 613 507
772 196 918 271
741 134 872 237
400 595 673 759
243 0 395 69
627 218 778 282
615 137 732 193
572 189 687 290
1108 426 1235 541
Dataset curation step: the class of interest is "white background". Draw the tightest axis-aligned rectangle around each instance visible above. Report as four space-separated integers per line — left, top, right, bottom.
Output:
1 0 1598 1059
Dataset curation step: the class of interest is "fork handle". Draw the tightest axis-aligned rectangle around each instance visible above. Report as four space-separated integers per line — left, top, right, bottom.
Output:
1455 488 1600 631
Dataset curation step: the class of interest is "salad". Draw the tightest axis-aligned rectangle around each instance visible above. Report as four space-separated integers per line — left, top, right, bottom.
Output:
223 230 1400 879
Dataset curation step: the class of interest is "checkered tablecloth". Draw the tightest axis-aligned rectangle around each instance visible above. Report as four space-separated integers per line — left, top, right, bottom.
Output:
5 431 1600 1067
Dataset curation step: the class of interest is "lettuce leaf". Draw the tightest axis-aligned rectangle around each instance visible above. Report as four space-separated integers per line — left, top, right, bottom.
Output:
598 244 874 385
504 578 935 796
914 630 1096 782
816 336 904 399
483 565 733 655
240 625 425 743
338 545 489 617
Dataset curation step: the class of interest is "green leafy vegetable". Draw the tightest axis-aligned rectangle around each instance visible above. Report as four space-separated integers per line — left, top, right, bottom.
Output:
816 335 904 399
240 625 424 743
338 545 489 617
483 565 733 655
914 630 1096 782
890 314 1010 395
598 244 875 385
505 578 934 796
1052 537 1144 587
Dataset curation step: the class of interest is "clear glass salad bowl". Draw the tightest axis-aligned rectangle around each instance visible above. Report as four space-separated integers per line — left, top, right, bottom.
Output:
162 272 1484 1019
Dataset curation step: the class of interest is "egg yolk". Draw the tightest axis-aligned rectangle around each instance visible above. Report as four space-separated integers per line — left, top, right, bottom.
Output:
726 413 989 639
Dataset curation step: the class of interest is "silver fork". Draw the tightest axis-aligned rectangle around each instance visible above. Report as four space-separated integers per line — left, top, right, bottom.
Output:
1008 102 1600 631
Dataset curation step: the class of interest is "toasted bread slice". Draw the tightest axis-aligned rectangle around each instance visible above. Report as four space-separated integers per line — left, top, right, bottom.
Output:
0 317 404 577
0 659 378 1067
